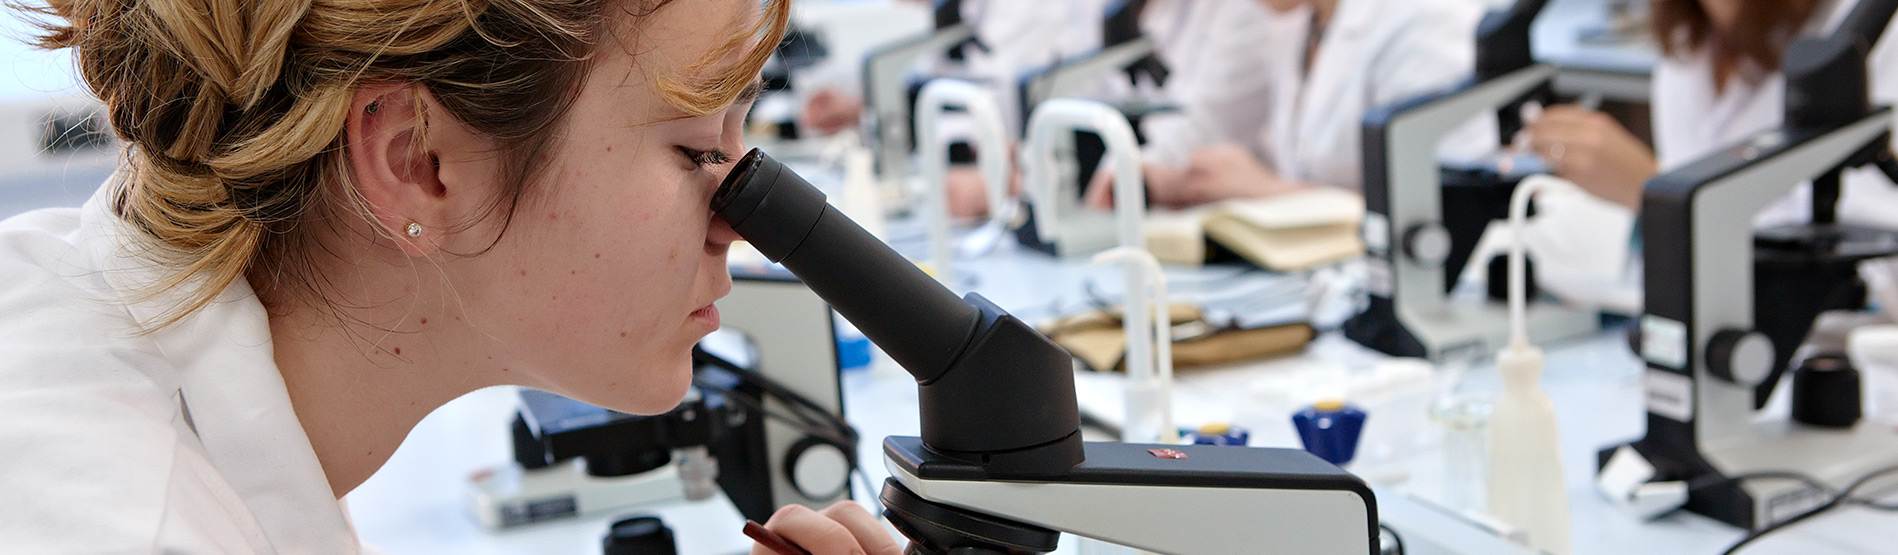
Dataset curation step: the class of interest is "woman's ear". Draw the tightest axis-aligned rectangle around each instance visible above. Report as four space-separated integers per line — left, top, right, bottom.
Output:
344 83 497 257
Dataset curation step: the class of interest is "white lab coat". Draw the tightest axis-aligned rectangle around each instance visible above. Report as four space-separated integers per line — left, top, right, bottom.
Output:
1258 0 1491 190
0 176 367 553
1137 0 1292 167
1652 0 1898 229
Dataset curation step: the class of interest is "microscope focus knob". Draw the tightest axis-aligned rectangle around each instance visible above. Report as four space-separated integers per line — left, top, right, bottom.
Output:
1402 223 1452 268
1707 329 1775 386
784 437 853 500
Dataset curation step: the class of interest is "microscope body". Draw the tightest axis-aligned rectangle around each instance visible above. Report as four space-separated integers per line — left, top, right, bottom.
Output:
1343 62 1597 361
1344 0 1598 361
712 149 1378 554
861 0 979 191
1602 111 1898 530
1599 1 1898 529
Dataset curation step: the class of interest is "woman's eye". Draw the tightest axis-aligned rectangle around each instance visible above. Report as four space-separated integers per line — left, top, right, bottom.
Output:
677 146 733 168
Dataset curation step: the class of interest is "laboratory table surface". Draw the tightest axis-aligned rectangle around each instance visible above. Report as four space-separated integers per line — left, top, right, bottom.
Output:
344 211 1898 555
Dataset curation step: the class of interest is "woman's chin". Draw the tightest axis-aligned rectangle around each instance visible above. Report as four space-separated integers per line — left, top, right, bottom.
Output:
561 353 697 416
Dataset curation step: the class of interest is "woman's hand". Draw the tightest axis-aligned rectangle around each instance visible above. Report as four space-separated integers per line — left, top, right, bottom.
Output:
1085 145 1299 209
1169 144 1304 207
1084 159 1183 210
751 502 902 555
1524 105 1657 209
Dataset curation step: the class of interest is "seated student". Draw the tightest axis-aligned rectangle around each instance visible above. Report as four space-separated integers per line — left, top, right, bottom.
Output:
1087 0 1490 209
0 0 898 552
1524 0 1898 224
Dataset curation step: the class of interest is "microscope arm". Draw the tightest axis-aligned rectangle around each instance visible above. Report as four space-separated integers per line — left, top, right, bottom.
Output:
1361 64 1555 309
1021 38 1158 109
1641 111 1892 439
862 23 979 179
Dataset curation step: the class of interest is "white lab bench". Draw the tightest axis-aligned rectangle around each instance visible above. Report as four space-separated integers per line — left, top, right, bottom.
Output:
0 1 1883 553
340 208 1897 554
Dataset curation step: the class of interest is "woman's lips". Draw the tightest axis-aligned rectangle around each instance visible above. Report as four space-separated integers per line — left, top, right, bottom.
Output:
690 304 720 328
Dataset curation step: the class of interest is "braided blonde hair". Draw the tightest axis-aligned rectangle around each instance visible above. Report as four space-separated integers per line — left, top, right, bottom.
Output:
14 0 787 326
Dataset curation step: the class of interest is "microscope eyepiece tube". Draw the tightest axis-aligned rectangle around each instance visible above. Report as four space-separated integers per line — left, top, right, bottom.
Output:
712 149 983 383
713 149 1085 475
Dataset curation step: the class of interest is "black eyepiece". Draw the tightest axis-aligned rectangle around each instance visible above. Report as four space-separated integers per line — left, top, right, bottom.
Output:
707 149 1083 476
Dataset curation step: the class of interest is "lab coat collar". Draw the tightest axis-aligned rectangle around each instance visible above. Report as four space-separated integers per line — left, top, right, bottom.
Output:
1265 0 1374 183
77 176 360 554
1292 0 1375 161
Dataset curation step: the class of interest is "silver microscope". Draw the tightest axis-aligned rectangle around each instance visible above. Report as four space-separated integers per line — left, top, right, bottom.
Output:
1342 0 1598 360
712 149 1379 554
1599 0 1898 530
861 0 981 190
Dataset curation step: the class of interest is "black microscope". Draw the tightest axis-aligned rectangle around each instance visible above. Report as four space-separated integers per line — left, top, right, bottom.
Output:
712 149 1378 554
1344 0 1600 360
1598 0 1898 530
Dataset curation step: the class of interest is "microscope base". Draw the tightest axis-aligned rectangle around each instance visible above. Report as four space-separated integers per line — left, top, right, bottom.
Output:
883 436 1378 554
469 459 685 530
1604 419 1898 529
1345 295 1597 360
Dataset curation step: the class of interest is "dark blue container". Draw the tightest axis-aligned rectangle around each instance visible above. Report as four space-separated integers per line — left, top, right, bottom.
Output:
1187 423 1250 446
1292 400 1367 466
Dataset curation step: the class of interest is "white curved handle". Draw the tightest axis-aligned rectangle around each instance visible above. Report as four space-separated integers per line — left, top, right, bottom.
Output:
1093 247 1175 444
917 79 1012 280
1021 98 1147 250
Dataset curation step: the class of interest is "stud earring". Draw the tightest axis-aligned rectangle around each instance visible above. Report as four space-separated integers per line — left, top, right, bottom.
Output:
405 222 423 238
365 101 380 115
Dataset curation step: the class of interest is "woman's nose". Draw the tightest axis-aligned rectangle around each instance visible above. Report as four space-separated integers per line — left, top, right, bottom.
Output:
707 214 740 245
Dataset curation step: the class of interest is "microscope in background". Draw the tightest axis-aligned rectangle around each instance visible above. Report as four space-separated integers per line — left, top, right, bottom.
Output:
471 269 856 529
745 21 829 142
1343 0 1599 360
1010 0 1174 255
861 0 982 194
1599 0 1898 530
1017 0 1169 119
713 149 1379 554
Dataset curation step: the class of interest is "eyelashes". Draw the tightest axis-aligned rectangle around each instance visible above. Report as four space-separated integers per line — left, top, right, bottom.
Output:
677 146 733 168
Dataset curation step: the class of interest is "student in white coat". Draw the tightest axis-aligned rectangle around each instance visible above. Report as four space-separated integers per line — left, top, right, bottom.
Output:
1087 0 1489 208
800 0 1109 137
0 1 899 553
1525 0 1898 221
1512 0 1898 312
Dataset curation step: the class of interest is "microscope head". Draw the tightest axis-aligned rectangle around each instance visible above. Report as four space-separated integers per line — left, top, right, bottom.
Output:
1785 0 1897 129
713 149 1085 478
932 0 961 29
1103 0 1147 47
1474 0 1548 82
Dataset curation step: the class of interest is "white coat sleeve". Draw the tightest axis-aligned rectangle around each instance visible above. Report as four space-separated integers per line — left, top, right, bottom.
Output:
0 213 274 553
1139 2 1286 168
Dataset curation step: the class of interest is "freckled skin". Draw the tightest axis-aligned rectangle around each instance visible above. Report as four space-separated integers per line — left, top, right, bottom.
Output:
436 0 748 415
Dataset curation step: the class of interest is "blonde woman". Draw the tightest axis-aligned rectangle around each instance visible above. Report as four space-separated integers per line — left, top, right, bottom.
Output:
0 0 900 553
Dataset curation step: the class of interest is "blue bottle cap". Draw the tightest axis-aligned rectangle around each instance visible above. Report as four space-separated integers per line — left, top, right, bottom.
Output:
1292 400 1366 466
